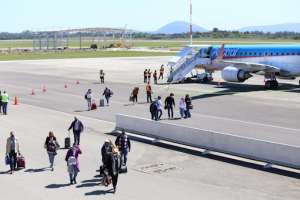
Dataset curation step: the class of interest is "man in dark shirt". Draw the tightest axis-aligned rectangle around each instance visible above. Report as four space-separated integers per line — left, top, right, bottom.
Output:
164 93 175 119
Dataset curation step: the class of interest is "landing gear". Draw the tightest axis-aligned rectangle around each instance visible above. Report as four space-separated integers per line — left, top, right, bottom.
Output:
264 73 278 90
265 80 278 90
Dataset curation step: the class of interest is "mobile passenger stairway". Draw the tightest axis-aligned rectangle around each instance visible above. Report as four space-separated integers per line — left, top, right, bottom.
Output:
167 46 211 83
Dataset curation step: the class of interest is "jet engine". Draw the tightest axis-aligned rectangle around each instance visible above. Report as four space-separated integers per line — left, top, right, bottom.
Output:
221 66 252 82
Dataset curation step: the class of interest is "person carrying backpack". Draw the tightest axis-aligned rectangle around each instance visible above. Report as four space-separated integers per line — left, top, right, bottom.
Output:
44 131 60 171
115 130 131 166
65 145 82 185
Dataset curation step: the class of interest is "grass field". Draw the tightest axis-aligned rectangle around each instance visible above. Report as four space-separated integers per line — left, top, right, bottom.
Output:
0 50 175 61
1 38 299 49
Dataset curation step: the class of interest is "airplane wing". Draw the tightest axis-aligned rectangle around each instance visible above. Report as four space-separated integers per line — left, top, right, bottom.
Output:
221 60 281 73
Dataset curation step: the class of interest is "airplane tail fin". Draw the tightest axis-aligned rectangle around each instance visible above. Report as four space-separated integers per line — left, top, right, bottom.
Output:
217 44 225 60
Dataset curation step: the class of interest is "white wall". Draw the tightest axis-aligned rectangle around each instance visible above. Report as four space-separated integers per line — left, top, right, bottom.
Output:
116 114 300 169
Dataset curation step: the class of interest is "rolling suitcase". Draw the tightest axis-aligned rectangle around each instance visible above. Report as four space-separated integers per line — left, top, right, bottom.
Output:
65 132 71 149
100 99 105 107
17 154 26 168
119 164 128 173
91 101 97 110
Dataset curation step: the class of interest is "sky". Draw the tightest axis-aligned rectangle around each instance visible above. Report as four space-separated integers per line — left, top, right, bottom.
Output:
1 0 300 32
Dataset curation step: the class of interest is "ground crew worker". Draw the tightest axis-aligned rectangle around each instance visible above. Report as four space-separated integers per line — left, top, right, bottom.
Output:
0 90 2 114
159 65 165 80
1 91 9 115
115 130 131 166
146 82 152 103
143 69 148 83
153 70 158 84
99 69 105 84
147 69 152 83
131 87 139 103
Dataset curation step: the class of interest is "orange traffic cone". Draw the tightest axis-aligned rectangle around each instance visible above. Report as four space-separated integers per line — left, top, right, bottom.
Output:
31 89 35 95
76 80 80 85
13 96 19 105
64 83 68 88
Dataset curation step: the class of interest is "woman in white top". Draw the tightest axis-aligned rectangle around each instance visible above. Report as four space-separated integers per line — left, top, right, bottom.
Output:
179 98 186 119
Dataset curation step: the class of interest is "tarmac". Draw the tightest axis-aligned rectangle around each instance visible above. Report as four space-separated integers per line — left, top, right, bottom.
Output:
0 57 300 199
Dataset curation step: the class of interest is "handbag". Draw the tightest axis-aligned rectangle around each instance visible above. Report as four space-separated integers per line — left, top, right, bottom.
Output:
5 155 10 165
188 104 194 110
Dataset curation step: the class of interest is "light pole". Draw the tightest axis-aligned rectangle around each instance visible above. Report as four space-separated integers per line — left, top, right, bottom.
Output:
189 0 193 45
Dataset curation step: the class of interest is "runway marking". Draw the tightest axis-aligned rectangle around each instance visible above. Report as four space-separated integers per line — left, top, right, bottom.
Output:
193 112 300 133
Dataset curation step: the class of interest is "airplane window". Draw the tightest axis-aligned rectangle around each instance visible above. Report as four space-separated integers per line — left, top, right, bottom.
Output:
292 53 295 55
281 53 285 56
298 52 300 55
287 53 290 55
254 52 257 56
276 53 279 56
270 53 273 56
249 52 252 56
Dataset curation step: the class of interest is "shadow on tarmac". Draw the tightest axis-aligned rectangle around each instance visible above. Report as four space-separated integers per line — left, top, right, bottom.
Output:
109 131 300 180
191 82 299 100
85 188 114 196
0 170 11 174
45 183 71 189
25 167 49 173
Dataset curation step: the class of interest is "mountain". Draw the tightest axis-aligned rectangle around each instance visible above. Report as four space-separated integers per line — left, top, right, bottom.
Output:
239 23 300 33
156 21 207 34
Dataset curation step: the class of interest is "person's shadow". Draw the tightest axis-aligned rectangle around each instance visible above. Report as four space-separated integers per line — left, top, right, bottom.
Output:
25 167 49 173
85 189 114 196
45 183 71 189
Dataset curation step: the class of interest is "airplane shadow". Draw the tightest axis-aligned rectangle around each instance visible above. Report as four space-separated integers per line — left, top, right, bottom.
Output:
191 82 299 100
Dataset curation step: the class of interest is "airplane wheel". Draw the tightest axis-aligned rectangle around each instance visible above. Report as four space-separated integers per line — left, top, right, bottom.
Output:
265 80 278 90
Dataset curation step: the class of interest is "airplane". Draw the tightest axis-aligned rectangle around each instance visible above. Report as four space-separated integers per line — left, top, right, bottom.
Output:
167 44 300 89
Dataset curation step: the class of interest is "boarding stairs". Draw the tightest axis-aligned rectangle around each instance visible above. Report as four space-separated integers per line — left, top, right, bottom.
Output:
167 49 211 83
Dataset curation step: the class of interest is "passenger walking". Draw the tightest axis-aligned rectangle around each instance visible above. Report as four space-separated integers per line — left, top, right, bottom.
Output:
156 96 163 120
153 70 158 84
143 69 148 83
179 98 187 119
44 131 60 171
84 89 93 111
146 82 152 103
185 94 192 118
68 117 84 145
115 130 131 166
131 87 139 103
159 65 165 80
150 100 158 120
147 69 152 83
108 147 120 193
0 90 2 114
65 145 82 185
6 131 20 174
99 69 105 84
165 93 175 119
2 91 9 115
101 139 113 171
102 87 113 106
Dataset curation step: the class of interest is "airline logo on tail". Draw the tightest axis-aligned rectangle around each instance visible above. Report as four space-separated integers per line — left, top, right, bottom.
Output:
217 44 225 60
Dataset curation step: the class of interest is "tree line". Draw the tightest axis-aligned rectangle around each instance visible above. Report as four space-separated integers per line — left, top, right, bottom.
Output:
1 29 300 40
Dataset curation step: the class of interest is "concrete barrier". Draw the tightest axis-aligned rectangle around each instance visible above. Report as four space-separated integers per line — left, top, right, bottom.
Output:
116 114 300 169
